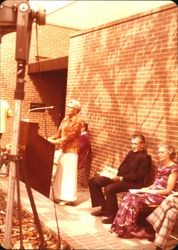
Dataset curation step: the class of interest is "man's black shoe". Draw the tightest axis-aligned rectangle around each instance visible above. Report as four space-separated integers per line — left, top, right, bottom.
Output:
102 216 115 224
91 209 107 217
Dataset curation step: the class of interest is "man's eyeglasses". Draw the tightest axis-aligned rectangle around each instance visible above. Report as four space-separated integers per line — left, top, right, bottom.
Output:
131 142 142 145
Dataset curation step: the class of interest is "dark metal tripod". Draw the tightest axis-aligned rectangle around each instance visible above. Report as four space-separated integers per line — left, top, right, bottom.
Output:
0 1 46 248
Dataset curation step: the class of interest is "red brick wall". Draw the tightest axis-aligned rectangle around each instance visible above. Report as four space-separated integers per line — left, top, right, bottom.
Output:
29 24 78 63
1 4 177 180
0 31 16 145
0 24 78 146
67 3 178 175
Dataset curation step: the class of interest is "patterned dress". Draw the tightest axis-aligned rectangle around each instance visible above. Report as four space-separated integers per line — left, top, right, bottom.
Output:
110 164 178 237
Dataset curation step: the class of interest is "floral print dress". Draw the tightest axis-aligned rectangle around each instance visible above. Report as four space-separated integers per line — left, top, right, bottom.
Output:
110 164 178 237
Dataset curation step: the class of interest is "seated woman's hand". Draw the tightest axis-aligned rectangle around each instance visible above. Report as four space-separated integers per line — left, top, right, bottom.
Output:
138 187 149 192
139 188 157 194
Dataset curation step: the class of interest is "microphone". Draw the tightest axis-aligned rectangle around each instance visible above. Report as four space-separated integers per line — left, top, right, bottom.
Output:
26 106 55 119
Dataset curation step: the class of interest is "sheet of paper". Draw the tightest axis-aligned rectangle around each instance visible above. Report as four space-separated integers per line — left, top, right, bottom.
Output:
98 166 117 179
129 189 145 194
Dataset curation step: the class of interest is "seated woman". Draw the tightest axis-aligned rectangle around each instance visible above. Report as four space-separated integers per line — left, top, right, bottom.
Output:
146 193 178 250
110 143 178 239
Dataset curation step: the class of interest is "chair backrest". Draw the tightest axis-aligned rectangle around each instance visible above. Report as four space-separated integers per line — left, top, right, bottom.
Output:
78 132 91 170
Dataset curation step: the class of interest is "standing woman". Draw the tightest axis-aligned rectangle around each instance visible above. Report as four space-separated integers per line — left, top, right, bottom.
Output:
48 99 82 205
110 143 178 238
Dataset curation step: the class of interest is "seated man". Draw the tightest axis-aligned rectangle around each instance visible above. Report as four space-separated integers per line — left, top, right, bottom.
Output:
146 193 178 250
88 134 152 224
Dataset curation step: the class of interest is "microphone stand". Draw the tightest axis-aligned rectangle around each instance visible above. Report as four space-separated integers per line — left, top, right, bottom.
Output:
26 106 55 119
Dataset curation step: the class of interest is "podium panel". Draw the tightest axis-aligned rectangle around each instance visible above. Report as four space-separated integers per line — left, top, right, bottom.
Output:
19 120 55 197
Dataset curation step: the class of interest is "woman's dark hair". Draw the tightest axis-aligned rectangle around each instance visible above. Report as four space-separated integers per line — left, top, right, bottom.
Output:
82 121 88 132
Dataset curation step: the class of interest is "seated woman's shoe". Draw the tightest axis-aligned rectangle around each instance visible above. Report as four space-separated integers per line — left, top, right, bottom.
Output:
91 209 107 217
131 228 155 241
102 216 115 224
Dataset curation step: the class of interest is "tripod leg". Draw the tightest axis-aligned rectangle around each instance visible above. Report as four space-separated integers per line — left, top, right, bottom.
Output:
16 161 24 249
21 158 46 249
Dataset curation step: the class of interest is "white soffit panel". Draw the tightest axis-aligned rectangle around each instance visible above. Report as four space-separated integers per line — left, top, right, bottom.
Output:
29 0 174 29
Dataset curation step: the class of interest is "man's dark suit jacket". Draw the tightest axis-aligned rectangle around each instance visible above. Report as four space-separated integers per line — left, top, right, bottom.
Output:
117 150 152 188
